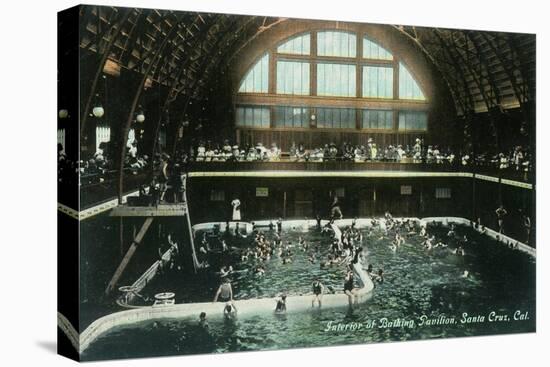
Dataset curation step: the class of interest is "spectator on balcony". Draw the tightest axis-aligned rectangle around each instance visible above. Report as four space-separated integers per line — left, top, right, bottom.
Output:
413 138 422 163
296 143 307 161
513 146 524 170
396 145 406 161
226 146 237 162
267 142 281 161
310 148 324 162
328 143 338 161
196 142 206 162
289 142 298 162
222 139 232 155
342 143 354 161
323 144 330 159
461 153 470 166
433 146 441 163
204 147 214 162
246 147 257 161
499 153 509 170
370 143 378 161
128 140 138 159
354 146 366 162
255 142 268 158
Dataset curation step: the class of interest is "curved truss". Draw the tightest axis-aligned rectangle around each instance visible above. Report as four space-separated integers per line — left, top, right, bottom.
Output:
76 6 535 203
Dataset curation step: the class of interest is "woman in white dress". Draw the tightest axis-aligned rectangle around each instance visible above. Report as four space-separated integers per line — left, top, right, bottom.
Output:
231 198 241 221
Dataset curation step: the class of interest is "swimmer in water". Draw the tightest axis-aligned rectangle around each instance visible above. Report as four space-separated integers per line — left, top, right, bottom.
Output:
420 226 427 237
366 264 374 278
223 302 238 319
198 312 209 329
375 269 384 283
389 243 397 252
424 238 433 250
344 270 358 306
275 294 287 313
219 265 233 277
461 270 469 278
254 265 265 276
454 246 465 256
311 278 324 307
213 277 233 303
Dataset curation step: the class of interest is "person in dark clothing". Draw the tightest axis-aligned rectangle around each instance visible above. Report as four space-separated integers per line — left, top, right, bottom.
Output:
311 278 324 308
344 270 358 306
275 294 287 313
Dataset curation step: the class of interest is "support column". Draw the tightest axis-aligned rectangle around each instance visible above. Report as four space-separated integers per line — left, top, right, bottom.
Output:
105 217 154 295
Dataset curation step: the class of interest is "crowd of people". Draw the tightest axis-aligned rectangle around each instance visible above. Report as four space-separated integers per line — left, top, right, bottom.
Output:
186 138 532 173
74 135 532 188
200 210 387 318
79 140 153 185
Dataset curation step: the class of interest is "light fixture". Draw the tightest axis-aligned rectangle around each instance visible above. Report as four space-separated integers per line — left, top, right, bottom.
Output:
92 105 104 118
311 114 316 121
58 109 69 119
136 108 145 123
92 93 104 118
182 120 189 128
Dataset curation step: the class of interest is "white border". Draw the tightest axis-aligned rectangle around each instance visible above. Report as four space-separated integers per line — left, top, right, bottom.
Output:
3 0 546 366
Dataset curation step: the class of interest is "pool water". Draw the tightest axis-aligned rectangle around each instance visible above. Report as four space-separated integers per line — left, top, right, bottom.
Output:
143 226 350 303
83 222 536 361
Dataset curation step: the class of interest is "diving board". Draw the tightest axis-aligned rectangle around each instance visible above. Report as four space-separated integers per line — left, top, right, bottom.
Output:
109 203 188 217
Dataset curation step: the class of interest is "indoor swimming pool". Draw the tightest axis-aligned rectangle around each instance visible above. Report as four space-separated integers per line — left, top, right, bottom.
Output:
82 220 535 360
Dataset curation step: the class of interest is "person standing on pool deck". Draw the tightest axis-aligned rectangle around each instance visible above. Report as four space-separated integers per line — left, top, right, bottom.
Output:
316 214 322 229
231 198 241 221
521 210 531 244
344 270 358 306
495 205 508 233
276 217 283 233
330 195 343 219
312 278 324 307
213 277 233 303
275 294 287 313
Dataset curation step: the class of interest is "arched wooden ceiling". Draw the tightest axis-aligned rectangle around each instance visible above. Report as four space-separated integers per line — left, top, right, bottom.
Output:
78 6 535 120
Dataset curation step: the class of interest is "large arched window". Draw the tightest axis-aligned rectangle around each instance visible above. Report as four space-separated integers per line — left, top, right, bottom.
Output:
236 30 428 131
238 53 269 93
277 33 311 55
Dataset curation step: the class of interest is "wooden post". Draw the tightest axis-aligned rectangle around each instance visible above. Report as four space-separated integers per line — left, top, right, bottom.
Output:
472 172 477 221
180 175 200 273
105 217 154 295
283 191 287 219
119 217 124 256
